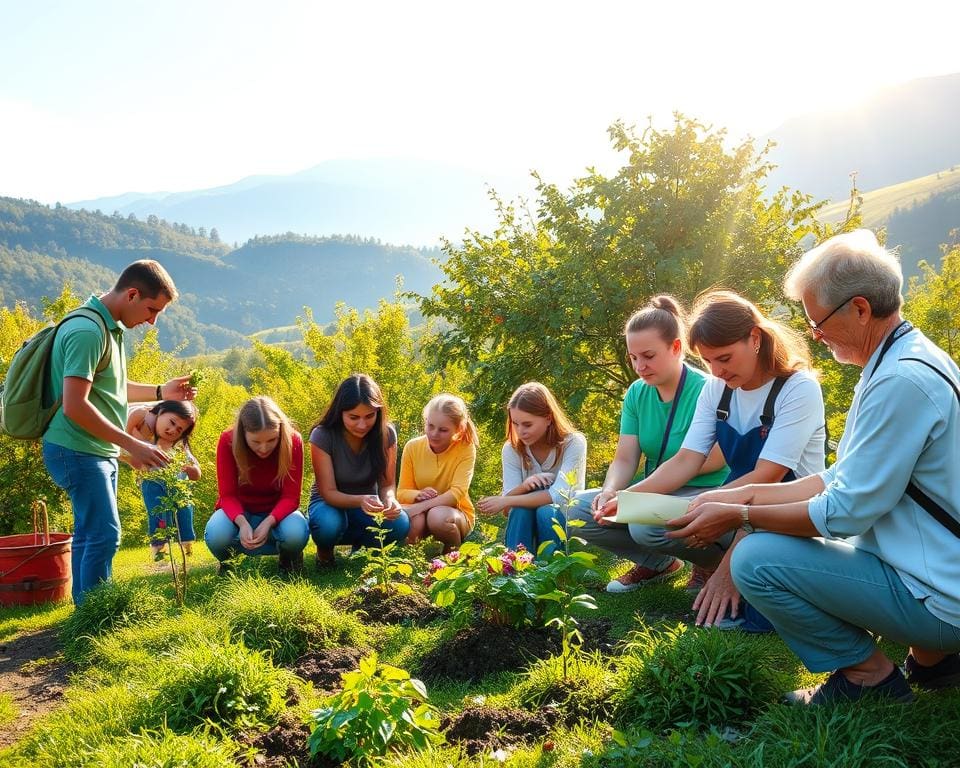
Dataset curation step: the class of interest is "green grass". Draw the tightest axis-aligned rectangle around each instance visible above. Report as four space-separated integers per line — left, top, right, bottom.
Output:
0 691 17 727
1 541 959 768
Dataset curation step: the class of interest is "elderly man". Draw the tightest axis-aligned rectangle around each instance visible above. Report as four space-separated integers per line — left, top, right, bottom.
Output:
667 229 960 704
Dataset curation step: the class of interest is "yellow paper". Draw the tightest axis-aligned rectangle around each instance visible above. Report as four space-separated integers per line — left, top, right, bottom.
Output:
602 491 689 526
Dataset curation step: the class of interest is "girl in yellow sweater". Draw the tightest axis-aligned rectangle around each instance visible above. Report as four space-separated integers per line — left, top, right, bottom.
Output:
398 394 479 553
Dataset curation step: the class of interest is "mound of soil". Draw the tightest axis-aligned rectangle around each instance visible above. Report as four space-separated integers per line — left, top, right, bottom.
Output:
338 587 440 625
442 705 557 755
291 646 365 692
0 627 72 748
419 618 615 683
240 713 339 767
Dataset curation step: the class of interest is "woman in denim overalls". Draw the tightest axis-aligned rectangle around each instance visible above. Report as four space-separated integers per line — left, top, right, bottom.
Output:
598 291 826 630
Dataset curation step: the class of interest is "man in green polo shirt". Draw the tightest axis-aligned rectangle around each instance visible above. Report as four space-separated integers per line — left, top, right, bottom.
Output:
43 260 196 604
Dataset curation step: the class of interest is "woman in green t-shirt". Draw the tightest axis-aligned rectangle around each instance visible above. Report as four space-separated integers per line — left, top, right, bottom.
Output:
568 295 727 592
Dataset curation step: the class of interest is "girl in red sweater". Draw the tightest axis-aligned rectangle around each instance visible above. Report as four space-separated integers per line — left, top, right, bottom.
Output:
203 396 309 575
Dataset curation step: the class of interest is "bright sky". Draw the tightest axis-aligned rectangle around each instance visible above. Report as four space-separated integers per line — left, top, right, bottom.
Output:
2 0 958 203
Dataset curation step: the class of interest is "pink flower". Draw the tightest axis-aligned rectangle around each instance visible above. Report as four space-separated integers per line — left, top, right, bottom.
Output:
447 550 461 562
518 552 534 566
429 558 445 573
157 520 167 529
503 551 517 562
515 544 527 552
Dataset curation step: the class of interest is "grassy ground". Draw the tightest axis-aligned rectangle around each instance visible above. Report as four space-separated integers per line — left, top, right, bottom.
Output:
1 539 958 767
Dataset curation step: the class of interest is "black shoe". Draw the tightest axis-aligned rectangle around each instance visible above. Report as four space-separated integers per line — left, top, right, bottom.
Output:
279 550 304 576
217 560 233 577
784 666 914 705
904 652 960 690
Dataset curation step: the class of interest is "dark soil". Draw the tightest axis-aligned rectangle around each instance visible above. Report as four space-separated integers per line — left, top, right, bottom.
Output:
290 646 365 693
0 626 72 748
338 587 440 626
240 712 339 768
442 705 558 755
419 617 615 683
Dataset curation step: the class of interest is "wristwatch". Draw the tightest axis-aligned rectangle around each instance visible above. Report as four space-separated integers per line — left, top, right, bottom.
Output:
739 505 754 534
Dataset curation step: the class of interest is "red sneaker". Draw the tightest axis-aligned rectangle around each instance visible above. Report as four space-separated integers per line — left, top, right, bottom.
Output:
685 565 715 593
606 558 682 593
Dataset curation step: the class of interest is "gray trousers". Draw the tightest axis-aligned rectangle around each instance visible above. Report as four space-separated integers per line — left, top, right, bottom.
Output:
569 487 726 571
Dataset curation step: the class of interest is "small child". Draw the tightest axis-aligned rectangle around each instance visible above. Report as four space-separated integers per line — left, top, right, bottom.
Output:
126 400 200 559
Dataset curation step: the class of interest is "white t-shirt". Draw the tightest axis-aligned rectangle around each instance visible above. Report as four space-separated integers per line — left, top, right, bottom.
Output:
681 370 826 477
501 432 588 506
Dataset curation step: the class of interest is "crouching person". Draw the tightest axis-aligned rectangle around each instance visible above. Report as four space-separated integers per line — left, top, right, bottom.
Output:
204 396 309 575
669 230 960 704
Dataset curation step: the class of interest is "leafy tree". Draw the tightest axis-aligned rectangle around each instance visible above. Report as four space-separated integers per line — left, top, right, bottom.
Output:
905 237 960 362
414 116 852 451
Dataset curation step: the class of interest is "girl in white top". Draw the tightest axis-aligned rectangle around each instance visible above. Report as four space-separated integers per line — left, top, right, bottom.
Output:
477 382 587 558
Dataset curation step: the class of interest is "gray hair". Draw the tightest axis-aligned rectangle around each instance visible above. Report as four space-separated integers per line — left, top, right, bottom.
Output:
784 230 903 318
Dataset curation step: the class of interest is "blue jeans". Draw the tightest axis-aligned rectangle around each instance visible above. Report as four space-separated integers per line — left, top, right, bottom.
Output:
42 441 120 605
308 499 410 550
732 532 960 672
203 509 310 562
141 478 196 544
504 504 565 559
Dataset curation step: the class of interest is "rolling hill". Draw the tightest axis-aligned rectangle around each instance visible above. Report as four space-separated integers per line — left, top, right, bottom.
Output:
0 198 443 352
818 166 960 275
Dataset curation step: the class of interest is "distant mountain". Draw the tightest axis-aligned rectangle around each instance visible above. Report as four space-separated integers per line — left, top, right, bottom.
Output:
67 158 532 247
818 166 960 276
765 73 960 202
0 198 443 352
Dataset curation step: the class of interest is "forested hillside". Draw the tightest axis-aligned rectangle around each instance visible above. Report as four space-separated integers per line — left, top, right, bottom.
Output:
0 198 443 351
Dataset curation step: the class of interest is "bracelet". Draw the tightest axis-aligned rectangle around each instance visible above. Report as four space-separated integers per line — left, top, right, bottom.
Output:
155 384 162 400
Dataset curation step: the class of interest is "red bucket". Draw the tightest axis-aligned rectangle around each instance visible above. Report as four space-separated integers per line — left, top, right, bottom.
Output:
0 501 72 606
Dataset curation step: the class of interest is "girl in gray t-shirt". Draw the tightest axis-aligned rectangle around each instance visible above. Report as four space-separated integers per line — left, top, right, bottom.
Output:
307 374 410 567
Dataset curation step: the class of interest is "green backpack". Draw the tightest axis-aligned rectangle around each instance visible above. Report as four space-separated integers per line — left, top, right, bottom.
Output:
0 307 112 440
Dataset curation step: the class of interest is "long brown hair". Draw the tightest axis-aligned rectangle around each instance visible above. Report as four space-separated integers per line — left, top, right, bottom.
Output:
311 374 390 480
687 290 812 378
505 382 578 471
232 396 296 486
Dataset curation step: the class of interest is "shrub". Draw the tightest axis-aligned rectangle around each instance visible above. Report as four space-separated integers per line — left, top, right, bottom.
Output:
90 729 238 768
428 540 544 627
89 610 227 675
513 651 614 724
612 622 779 732
153 639 290 732
214 574 366 664
309 651 444 766
61 578 167 663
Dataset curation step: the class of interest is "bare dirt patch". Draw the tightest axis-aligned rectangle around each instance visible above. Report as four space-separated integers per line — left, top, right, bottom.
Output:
239 712 340 767
0 627 72 748
337 588 441 626
290 646 365 693
419 617 615 683
442 704 557 755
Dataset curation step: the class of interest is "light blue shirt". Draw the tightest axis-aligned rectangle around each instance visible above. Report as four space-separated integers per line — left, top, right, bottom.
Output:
808 325 960 627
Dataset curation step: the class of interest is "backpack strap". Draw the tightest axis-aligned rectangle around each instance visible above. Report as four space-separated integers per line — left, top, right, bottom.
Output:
760 377 788 428
58 307 112 374
900 357 960 539
715 386 734 422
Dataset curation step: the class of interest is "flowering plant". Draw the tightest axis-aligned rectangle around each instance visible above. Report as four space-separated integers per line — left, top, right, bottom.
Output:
428 539 547 628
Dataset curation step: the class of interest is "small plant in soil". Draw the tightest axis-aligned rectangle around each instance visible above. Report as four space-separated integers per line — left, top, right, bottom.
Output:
427 540 545 627
143 448 194 607
536 510 599 678
358 511 417 595
309 651 443 766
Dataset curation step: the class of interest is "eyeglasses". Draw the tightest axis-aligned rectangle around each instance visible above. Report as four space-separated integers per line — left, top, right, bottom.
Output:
806 296 856 335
